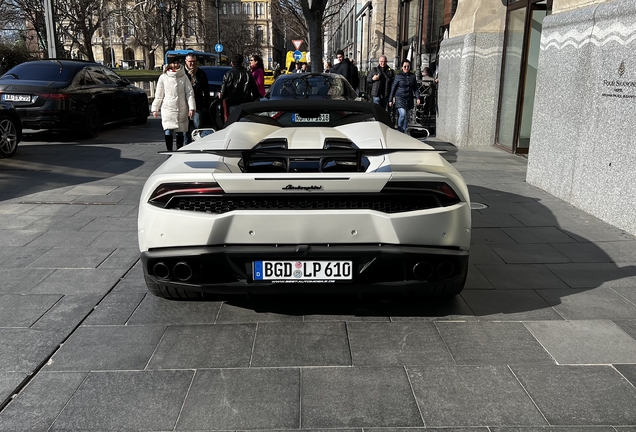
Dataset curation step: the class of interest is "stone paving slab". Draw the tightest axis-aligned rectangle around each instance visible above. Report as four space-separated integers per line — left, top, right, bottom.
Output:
177 368 299 430
347 322 453 366
407 366 547 426
50 370 193 431
511 365 636 425
302 367 422 428
524 320 636 364
147 323 256 369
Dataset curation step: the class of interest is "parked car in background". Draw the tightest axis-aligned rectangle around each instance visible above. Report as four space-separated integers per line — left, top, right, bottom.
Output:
199 66 232 102
267 73 359 101
0 101 21 158
0 59 149 138
264 69 274 87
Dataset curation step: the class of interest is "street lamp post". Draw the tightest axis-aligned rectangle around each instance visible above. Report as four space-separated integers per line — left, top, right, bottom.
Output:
215 0 221 65
158 3 166 65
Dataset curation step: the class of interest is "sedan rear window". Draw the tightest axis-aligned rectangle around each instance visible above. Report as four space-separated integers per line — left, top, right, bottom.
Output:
1 63 75 82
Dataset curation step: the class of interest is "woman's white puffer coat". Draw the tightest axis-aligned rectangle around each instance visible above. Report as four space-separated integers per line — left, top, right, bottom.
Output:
151 66 196 131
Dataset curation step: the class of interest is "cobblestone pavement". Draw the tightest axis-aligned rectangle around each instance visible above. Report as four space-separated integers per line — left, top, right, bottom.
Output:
0 118 635 430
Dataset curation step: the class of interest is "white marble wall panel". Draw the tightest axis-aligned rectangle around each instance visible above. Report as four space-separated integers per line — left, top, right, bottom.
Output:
437 33 504 147
527 0 636 235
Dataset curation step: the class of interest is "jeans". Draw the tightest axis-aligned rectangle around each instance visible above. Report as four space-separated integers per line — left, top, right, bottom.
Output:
372 96 387 110
397 108 409 133
186 110 203 144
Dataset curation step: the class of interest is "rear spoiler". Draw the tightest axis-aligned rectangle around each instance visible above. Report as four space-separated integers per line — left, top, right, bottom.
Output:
159 148 444 173
160 148 444 158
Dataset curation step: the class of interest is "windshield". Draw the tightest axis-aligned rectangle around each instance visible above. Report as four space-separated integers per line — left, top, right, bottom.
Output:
238 108 377 128
1 62 77 82
270 75 357 100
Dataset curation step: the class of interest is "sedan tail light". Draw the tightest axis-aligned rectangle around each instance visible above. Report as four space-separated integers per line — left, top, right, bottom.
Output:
149 182 224 208
38 93 70 100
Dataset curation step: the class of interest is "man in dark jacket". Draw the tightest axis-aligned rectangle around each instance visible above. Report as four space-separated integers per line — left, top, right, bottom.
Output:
366 55 394 109
184 54 210 143
219 54 260 119
330 50 353 86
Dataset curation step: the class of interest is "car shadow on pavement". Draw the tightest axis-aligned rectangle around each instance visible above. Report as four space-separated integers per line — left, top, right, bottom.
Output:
218 187 636 320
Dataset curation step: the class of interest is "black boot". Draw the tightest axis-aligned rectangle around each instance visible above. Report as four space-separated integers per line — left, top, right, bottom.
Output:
165 134 173 151
176 133 184 149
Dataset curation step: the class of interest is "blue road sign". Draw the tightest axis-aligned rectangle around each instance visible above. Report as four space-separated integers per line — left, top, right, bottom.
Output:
215 43 223 53
293 50 302 61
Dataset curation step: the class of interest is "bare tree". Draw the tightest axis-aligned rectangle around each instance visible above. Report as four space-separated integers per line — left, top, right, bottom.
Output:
110 0 163 68
55 0 109 61
272 0 346 72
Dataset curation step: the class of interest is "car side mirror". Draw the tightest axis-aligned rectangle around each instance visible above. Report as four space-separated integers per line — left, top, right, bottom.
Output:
192 128 216 141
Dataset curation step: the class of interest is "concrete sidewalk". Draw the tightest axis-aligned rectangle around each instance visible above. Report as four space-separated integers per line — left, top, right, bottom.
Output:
0 125 635 430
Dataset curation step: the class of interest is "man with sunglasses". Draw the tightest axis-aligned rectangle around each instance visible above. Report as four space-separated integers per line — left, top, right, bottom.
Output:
388 59 420 133
184 54 210 143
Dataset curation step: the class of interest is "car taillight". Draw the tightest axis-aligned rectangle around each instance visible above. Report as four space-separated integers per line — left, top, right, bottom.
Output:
381 181 461 207
38 93 70 100
148 182 224 207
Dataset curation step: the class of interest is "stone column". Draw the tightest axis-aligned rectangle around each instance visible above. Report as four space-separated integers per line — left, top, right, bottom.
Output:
436 0 506 147
527 0 636 236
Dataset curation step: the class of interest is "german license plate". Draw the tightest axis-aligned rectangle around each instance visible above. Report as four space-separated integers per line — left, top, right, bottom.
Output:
292 113 329 123
1 94 31 102
253 260 352 281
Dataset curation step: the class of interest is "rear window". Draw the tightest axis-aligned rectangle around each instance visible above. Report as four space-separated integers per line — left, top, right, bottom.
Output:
1 62 77 82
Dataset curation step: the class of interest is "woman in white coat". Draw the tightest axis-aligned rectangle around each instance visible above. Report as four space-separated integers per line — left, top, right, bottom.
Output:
151 60 196 151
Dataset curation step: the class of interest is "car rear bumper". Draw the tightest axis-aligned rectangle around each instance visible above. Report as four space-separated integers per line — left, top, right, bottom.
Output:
141 244 469 294
15 109 77 130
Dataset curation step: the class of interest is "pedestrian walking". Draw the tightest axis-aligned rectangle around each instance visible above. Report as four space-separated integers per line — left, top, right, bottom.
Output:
151 59 196 151
219 54 260 121
349 59 360 92
184 54 210 143
249 54 266 98
421 67 436 116
330 50 353 86
367 55 394 109
388 59 420 133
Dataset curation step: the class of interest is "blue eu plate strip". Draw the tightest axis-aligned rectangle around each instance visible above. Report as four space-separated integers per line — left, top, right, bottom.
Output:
253 261 264 280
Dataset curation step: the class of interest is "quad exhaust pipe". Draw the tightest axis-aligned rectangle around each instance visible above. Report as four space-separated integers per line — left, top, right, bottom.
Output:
412 261 455 281
173 262 193 282
152 261 194 282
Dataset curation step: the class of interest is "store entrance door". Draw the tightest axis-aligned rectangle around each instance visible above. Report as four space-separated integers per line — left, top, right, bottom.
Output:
495 0 551 154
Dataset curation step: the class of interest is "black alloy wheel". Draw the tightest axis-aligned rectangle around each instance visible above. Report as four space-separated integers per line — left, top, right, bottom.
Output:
0 115 19 158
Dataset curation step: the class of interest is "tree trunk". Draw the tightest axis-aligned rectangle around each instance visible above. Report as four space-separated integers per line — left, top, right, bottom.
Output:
300 0 328 73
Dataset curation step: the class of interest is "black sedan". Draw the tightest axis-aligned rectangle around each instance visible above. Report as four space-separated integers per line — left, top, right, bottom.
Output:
0 59 149 138
0 102 21 158
199 66 231 102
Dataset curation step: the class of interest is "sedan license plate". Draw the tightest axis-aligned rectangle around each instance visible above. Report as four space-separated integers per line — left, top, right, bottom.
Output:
253 260 352 281
1 94 31 102
292 113 329 123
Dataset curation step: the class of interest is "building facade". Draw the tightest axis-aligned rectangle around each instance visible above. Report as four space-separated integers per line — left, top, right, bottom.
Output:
437 0 636 235
63 0 281 70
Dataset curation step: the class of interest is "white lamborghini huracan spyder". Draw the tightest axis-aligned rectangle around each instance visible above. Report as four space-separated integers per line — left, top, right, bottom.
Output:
138 100 471 299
